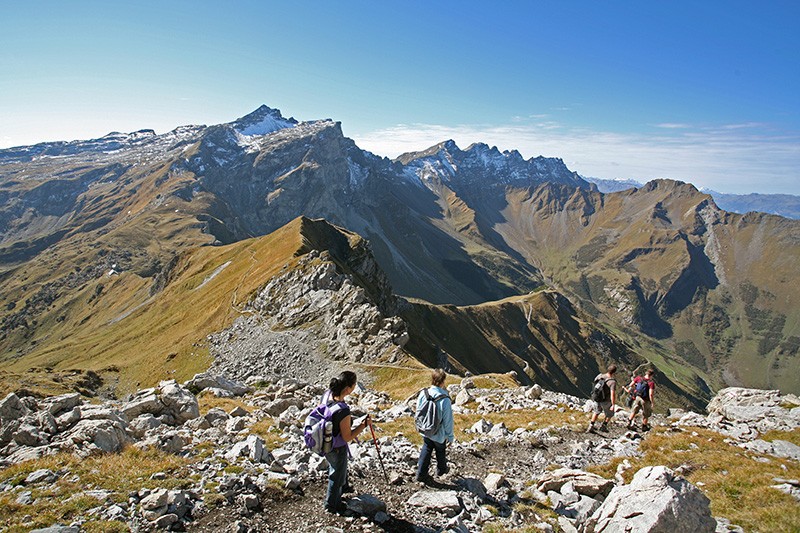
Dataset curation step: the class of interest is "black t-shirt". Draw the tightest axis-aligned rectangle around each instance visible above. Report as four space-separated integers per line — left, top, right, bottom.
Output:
330 403 351 438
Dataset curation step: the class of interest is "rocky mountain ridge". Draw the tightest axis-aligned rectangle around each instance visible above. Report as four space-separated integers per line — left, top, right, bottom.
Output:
1 105 798 401
1 368 798 532
583 176 800 220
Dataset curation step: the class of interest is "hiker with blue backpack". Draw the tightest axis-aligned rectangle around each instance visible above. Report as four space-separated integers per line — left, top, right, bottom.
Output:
587 364 618 433
415 368 454 484
627 368 655 431
308 371 371 514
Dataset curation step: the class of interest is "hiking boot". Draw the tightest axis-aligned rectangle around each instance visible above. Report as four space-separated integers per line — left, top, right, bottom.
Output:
599 422 609 432
325 502 348 515
586 422 595 433
627 421 636 431
437 466 450 476
415 474 433 485
642 423 651 432
342 483 355 494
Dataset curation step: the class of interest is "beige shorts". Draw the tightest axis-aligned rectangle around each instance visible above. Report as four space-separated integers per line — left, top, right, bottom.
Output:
631 396 652 418
593 400 614 418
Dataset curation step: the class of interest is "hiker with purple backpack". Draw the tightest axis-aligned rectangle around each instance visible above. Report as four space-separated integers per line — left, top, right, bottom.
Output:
319 371 371 514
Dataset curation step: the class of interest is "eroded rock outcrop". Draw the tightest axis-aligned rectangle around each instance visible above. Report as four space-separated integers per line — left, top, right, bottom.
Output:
209 242 410 383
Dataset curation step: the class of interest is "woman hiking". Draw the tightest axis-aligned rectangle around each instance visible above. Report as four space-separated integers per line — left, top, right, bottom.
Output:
322 371 371 514
415 368 455 483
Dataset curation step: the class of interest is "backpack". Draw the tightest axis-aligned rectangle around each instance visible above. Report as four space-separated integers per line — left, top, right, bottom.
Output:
634 379 650 399
415 388 450 437
303 397 348 456
591 375 608 403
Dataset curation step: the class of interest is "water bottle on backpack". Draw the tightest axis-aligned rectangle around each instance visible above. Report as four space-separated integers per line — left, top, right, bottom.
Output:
323 420 333 453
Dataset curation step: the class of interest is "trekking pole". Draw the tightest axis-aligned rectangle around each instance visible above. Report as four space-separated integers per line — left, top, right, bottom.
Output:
367 417 390 483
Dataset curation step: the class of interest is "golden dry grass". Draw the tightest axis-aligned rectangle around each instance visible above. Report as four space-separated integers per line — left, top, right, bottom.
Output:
359 364 458 401
7 219 307 396
196 392 251 415
761 427 800 447
0 447 190 532
249 418 288 449
470 373 520 389
0 369 96 399
588 426 800 532
377 406 583 446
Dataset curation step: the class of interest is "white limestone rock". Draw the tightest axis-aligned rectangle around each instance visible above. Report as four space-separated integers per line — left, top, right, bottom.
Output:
583 466 715 533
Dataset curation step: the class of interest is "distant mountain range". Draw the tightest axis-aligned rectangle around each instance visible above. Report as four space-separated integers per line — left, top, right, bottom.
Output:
584 176 800 219
1 105 798 409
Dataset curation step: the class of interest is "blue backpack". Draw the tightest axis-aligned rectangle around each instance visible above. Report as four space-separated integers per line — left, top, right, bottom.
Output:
634 379 650 399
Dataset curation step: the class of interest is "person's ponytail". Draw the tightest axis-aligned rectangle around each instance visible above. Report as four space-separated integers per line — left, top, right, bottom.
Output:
329 371 357 397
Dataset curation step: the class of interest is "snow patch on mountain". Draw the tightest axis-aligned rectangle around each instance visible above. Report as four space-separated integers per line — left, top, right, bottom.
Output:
237 114 296 136
347 158 368 188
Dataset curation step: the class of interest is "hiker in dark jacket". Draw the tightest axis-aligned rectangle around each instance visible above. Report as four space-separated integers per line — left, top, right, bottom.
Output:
323 371 371 514
628 368 655 431
587 364 617 432
415 368 454 483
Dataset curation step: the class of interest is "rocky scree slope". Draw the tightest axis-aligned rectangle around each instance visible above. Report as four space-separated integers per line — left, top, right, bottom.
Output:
207 219 410 383
0 371 798 532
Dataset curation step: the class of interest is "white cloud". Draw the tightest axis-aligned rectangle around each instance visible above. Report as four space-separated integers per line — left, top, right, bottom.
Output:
352 122 800 195
656 123 691 129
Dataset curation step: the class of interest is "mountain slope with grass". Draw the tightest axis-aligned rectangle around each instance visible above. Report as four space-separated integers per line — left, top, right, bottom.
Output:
1 105 798 401
1 217 307 394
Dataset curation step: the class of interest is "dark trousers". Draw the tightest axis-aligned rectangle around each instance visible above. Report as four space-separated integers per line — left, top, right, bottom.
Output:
324 446 348 510
417 437 447 478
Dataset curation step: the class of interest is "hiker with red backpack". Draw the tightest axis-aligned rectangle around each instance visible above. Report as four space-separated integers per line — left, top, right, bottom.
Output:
587 364 618 433
415 368 454 483
627 368 655 431
317 371 371 514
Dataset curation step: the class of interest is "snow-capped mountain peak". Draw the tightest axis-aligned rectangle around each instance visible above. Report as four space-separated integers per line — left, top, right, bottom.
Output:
231 105 298 136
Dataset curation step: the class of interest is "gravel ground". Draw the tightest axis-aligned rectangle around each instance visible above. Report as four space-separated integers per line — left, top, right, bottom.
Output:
188 421 638 532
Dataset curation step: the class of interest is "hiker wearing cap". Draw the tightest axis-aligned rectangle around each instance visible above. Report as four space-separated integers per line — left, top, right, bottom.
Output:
323 371 370 514
628 368 656 431
587 364 617 433
415 368 454 483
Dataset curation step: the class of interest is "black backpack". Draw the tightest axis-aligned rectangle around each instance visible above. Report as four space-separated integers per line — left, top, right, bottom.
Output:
591 375 608 403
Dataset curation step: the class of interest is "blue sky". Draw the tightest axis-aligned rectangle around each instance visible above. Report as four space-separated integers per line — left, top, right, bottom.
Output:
1 1 798 194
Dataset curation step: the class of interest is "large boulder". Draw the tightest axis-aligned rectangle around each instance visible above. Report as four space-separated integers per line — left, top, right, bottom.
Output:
158 381 200 424
41 393 82 416
582 466 715 533
407 490 462 517
121 381 199 425
226 435 270 463
706 388 800 433
0 393 29 445
538 468 615 498
121 389 162 420
62 419 131 453
347 494 387 516
741 439 800 461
